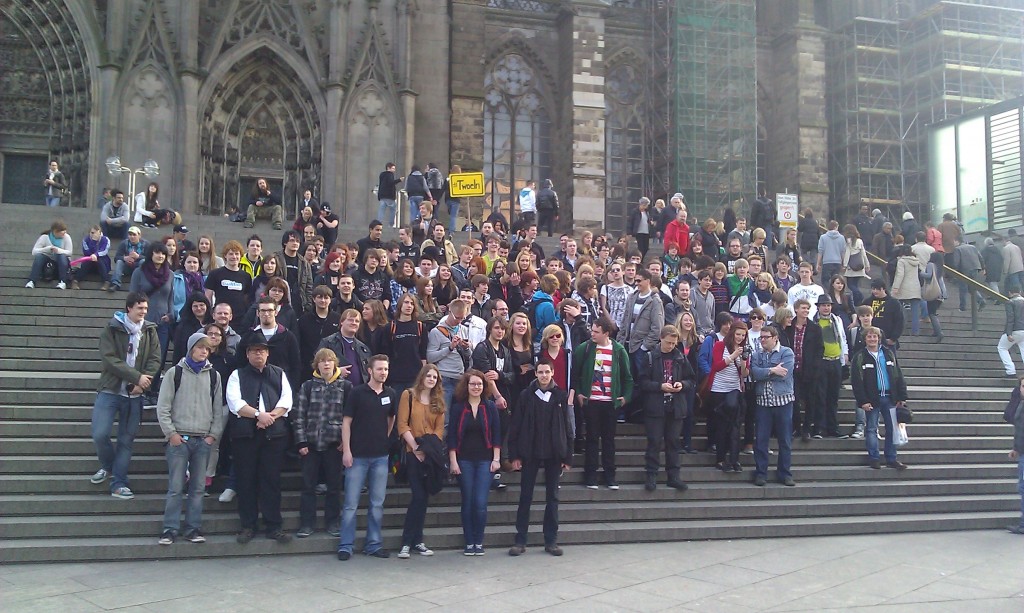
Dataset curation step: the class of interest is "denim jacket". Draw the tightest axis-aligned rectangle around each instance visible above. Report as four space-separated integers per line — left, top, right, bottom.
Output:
749 345 795 398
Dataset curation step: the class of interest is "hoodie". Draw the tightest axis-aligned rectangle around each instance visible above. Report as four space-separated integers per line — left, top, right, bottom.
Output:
817 229 847 265
156 357 225 441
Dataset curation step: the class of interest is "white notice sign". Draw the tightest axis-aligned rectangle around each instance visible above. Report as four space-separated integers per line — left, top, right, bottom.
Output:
777 194 799 229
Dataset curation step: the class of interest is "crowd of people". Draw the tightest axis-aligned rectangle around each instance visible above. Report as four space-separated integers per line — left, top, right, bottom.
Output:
36 176 1024 554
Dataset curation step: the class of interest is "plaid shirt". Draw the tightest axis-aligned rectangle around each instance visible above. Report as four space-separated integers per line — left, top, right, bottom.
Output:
294 375 352 451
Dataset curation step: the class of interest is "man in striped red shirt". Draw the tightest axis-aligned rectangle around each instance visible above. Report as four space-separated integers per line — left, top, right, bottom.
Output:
572 315 634 490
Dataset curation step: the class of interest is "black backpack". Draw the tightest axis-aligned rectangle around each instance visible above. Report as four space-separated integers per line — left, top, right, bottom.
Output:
525 297 552 330
172 364 220 405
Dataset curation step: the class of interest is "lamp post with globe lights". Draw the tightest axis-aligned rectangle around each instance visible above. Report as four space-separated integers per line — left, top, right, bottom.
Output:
105 156 159 219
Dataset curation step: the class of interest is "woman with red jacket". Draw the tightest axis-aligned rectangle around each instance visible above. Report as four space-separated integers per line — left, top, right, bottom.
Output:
708 322 750 473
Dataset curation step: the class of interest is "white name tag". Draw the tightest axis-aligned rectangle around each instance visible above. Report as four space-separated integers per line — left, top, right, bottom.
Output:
863 364 875 369
535 389 551 402
381 396 391 405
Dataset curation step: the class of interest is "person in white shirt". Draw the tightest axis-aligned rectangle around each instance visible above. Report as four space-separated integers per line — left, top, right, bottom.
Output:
518 180 537 226
788 261 825 319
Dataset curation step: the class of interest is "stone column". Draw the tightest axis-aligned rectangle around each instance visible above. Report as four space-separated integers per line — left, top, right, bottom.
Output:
762 6 829 218
322 0 350 215
558 2 607 233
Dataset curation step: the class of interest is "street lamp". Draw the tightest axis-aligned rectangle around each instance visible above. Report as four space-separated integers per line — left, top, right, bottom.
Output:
106 156 160 218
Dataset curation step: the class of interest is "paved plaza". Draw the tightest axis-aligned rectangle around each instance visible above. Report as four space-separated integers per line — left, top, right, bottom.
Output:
3 530 1022 612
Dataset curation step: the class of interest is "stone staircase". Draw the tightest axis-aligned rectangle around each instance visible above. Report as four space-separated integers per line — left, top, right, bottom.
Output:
0 204 1018 563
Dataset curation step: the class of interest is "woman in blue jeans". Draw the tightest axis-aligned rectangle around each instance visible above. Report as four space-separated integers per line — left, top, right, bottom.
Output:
447 369 501 556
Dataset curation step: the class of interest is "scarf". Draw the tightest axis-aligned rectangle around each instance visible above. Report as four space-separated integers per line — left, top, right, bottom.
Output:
48 232 63 248
751 286 773 306
142 259 171 289
184 356 207 374
183 270 204 297
313 366 342 383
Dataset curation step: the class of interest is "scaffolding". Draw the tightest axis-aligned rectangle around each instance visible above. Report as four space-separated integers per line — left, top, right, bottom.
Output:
827 17 904 218
827 0 1024 222
900 0 1024 215
645 0 757 221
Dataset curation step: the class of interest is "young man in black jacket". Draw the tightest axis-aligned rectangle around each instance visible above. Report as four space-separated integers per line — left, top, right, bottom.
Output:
507 361 573 557
850 327 909 470
866 279 904 352
637 325 695 491
785 299 824 440
235 297 302 389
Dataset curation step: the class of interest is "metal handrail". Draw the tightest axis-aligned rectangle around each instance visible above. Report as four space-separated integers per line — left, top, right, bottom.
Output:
812 219 1004 332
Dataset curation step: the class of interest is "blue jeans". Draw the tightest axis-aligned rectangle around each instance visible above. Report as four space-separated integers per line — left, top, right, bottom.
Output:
865 396 897 463
821 263 841 285
447 199 460 233
1017 457 1024 530
848 277 863 305
163 436 211 534
408 196 425 225
29 253 69 283
338 455 388 554
102 222 128 240
112 260 138 287
754 402 793 480
900 299 921 336
154 320 172 371
441 376 459 427
377 199 396 227
458 460 492 546
91 392 143 490
46 195 61 207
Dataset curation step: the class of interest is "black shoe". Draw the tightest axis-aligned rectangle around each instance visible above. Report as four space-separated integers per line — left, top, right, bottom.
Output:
296 526 314 538
666 478 688 492
185 530 206 543
812 433 823 440
584 478 599 490
366 548 390 558
801 433 812 442
267 529 292 544
544 544 564 557
509 544 526 556
716 462 728 472
731 462 743 473
644 474 657 491
492 473 507 490
606 480 619 490
886 461 908 471
337 550 352 561
869 460 882 470
236 528 255 544
1007 525 1024 535
753 474 767 486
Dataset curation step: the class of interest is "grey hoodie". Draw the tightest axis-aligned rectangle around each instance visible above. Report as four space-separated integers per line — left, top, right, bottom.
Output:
817 229 847 265
156 358 226 442
426 318 471 379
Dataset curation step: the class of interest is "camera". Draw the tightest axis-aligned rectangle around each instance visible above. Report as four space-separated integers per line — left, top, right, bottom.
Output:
741 346 752 360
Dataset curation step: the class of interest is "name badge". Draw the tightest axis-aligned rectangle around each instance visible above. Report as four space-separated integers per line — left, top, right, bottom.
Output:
863 364 875 369
381 396 391 405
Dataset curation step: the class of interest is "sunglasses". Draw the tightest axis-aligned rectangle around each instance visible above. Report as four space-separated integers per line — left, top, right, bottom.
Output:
749 315 763 320
550 333 562 339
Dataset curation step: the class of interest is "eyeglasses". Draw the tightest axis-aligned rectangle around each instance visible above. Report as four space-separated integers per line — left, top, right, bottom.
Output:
258 309 276 314
468 381 485 387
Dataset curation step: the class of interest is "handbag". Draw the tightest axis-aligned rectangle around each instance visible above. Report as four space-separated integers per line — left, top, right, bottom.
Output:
389 394 413 483
848 250 865 271
921 265 942 301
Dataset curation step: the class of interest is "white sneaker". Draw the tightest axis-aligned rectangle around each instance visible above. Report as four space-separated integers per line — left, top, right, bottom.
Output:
218 488 236 503
397 545 411 559
56 281 66 290
24 281 34 289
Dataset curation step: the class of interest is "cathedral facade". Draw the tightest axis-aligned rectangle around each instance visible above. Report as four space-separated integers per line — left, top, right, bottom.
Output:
2 0 839 234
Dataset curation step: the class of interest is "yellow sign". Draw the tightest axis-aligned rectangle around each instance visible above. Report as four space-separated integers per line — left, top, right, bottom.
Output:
448 172 486 197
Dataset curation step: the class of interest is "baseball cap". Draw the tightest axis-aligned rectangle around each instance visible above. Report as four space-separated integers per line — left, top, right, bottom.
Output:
174 224 189 234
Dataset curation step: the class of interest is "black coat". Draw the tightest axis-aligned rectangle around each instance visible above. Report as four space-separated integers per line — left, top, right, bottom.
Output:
415 433 448 496
508 381 573 465
783 320 824 376
637 347 696 418
296 310 341 380
235 326 302 389
472 340 516 403
798 216 821 251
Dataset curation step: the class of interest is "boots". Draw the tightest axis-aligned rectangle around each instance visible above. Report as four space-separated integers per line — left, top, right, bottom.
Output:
644 473 657 492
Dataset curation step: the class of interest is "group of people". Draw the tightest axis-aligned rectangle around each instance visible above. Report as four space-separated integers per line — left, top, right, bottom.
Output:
72 178 949 560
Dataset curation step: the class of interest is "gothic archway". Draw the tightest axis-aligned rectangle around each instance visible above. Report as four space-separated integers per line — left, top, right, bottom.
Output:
483 52 554 221
199 48 321 217
605 57 646 235
0 1 96 206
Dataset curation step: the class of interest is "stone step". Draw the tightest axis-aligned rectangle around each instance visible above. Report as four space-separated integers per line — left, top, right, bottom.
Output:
0 511 1014 563
0 463 1014 496
2 494 1017 541
1 447 1014 476
3 478 1013 518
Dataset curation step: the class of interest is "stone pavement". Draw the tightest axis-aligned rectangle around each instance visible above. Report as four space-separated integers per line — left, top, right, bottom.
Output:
3 530 1023 612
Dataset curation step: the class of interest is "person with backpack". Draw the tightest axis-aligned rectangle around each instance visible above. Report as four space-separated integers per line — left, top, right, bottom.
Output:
156 333 225 545
636 325 694 492
535 179 559 237
426 162 445 205
405 165 433 226
527 274 559 352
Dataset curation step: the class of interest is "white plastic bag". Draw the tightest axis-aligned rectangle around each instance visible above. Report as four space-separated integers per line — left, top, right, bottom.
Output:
893 423 909 447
